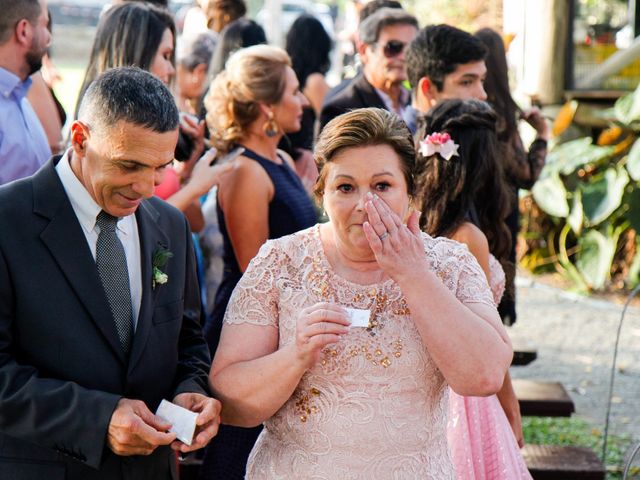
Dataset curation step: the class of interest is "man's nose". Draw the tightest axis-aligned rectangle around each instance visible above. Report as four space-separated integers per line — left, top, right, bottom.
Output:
133 171 157 198
476 83 488 101
154 168 167 188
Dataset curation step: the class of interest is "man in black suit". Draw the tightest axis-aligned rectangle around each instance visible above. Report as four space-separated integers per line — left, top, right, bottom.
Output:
0 67 221 479
319 7 418 131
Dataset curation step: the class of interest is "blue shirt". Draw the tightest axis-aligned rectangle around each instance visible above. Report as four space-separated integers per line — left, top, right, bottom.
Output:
0 67 51 185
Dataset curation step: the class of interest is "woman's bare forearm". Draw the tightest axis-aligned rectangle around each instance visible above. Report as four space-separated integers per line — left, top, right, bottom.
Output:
210 343 307 427
396 267 512 396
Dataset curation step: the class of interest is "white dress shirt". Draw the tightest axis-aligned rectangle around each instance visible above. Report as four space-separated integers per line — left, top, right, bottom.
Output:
55 151 142 328
375 86 410 118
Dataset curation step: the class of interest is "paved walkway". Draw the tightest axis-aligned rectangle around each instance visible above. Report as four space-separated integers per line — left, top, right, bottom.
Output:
509 275 640 440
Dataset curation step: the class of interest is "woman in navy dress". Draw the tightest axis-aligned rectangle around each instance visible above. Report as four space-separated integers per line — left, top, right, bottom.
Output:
200 44 317 480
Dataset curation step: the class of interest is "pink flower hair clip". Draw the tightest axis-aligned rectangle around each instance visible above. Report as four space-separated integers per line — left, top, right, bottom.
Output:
419 132 460 161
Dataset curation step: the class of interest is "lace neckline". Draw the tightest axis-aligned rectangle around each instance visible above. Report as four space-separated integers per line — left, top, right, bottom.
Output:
312 224 397 291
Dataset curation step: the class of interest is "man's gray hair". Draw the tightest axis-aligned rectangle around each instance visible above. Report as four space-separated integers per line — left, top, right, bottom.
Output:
177 31 218 71
0 0 41 44
78 67 179 133
358 7 418 45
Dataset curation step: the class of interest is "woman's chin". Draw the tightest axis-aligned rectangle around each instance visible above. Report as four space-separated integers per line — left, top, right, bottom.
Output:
349 234 373 253
284 122 302 134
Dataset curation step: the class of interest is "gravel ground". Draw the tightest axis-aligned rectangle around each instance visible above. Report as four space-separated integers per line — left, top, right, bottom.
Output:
509 274 640 441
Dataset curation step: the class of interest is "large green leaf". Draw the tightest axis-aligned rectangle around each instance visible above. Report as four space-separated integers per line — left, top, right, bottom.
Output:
624 187 640 232
542 138 615 178
580 168 629 226
627 238 640 288
532 173 569 217
576 229 617 290
567 189 583 234
614 86 640 128
626 138 640 180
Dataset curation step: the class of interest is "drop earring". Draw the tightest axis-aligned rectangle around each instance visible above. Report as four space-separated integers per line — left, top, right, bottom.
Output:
263 111 279 138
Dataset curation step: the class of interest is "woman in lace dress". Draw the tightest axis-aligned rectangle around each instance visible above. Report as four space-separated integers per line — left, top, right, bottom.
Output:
209 108 513 479
417 99 531 479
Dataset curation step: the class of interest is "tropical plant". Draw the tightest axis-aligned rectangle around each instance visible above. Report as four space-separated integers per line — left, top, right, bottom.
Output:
521 84 640 292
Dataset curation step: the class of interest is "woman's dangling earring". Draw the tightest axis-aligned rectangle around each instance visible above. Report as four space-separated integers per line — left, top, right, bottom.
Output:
263 111 279 138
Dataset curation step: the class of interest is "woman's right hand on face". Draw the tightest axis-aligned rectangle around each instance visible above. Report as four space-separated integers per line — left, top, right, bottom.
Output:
295 303 350 370
184 149 233 197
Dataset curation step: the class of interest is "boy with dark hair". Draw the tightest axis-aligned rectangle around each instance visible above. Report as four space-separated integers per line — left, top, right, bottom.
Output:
405 23 488 130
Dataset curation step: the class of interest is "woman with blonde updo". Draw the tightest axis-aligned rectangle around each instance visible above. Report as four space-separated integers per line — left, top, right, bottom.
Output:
199 44 317 480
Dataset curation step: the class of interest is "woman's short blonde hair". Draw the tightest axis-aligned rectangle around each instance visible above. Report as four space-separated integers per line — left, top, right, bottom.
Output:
313 108 417 199
205 44 291 151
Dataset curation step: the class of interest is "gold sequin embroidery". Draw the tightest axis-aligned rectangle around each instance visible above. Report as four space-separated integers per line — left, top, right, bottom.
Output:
309 252 410 371
294 387 322 422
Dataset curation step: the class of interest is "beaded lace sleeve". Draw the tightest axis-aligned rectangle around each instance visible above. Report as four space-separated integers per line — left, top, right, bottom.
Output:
223 240 281 328
427 236 495 309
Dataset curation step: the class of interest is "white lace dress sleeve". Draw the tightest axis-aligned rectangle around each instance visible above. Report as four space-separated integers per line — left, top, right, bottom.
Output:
223 240 281 328
424 235 496 309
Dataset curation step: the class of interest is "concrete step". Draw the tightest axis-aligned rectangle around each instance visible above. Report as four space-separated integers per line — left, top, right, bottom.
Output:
523 444 606 480
512 347 538 366
513 379 575 417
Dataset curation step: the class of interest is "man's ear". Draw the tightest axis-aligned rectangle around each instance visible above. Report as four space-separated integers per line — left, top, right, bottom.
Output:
418 77 439 110
70 121 90 156
358 41 370 64
14 19 33 48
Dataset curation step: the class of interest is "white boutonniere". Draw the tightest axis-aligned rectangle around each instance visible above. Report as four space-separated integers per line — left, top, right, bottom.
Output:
152 247 173 289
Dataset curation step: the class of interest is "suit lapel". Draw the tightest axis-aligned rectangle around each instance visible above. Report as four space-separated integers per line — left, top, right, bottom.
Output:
34 159 126 365
354 75 388 110
128 200 169 373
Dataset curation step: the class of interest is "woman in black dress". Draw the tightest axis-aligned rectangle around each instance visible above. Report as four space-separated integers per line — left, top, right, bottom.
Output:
279 14 333 190
474 28 549 325
200 44 318 480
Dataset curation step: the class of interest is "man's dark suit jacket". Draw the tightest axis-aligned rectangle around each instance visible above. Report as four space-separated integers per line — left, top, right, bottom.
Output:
319 74 388 132
0 157 211 480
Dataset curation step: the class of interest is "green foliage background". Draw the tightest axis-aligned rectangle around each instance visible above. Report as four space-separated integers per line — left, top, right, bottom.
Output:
521 86 640 292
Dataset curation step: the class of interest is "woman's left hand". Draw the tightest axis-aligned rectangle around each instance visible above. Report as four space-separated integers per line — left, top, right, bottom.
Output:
362 193 428 282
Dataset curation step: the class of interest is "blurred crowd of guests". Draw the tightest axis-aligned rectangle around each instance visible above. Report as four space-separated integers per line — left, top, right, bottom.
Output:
0 0 550 478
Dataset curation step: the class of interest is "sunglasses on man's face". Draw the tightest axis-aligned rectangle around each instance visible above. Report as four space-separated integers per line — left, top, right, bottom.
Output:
378 40 407 58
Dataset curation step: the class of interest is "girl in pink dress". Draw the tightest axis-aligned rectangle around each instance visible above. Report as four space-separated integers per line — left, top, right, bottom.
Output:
417 99 532 479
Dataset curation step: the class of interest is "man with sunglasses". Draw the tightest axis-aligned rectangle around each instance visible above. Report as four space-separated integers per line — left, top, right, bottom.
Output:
319 7 418 131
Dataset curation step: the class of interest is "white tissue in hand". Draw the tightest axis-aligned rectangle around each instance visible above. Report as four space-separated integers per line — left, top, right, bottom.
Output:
156 399 198 446
345 307 370 328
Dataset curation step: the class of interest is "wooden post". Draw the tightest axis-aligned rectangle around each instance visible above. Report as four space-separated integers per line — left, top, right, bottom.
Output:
518 0 570 104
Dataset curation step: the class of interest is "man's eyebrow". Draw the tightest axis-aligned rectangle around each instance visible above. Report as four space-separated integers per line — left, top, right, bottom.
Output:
116 159 174 168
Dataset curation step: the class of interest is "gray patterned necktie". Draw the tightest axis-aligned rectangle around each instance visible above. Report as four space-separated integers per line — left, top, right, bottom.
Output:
95 211 133 354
